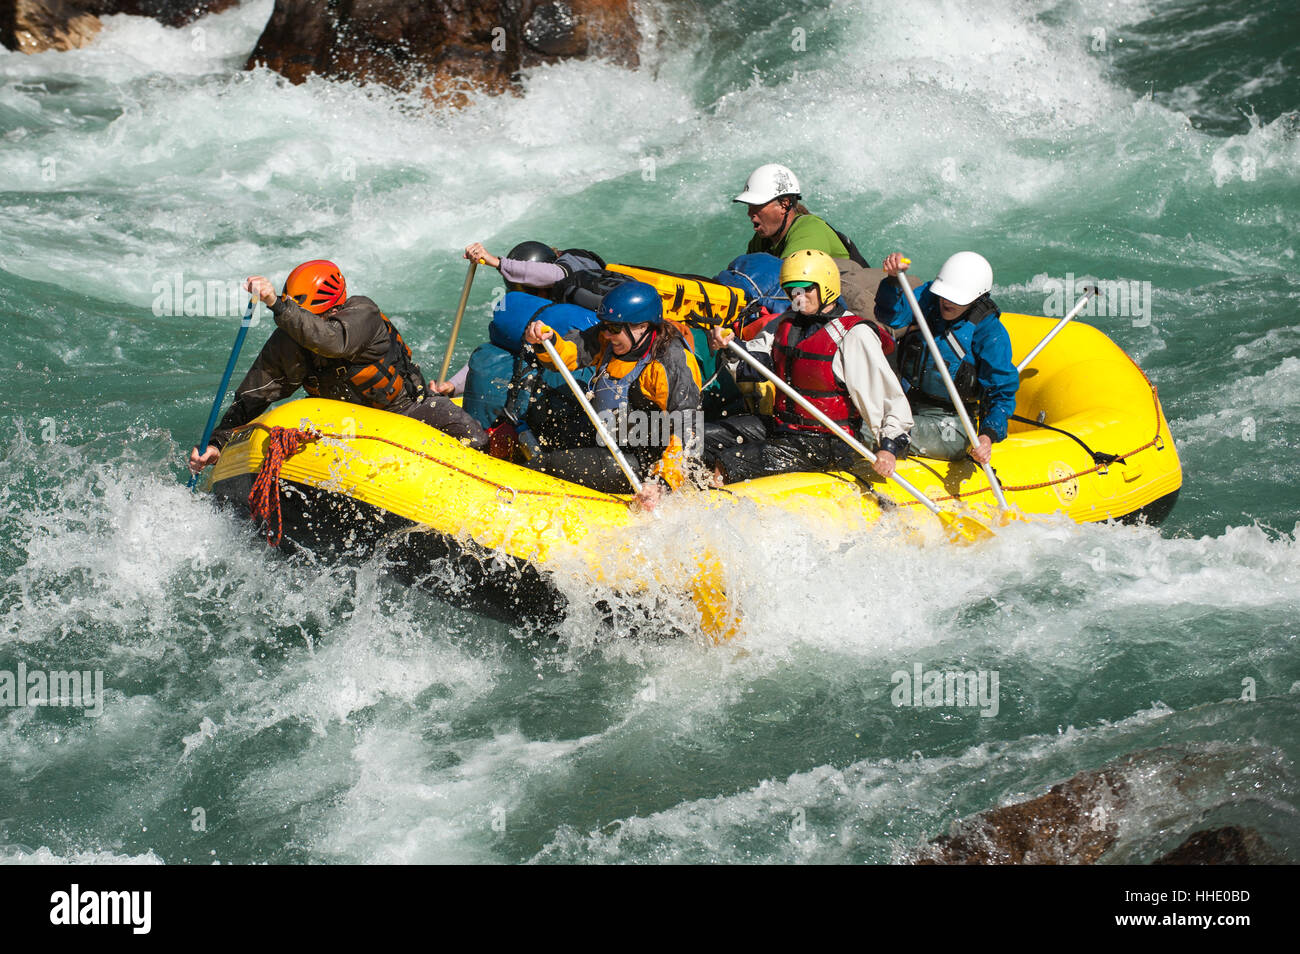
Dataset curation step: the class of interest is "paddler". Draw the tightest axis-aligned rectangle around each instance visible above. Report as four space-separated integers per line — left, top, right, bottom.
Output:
463 240 606 302
188 260 486 474
734 163 893 320
521 280 704 509
874 252 1017 464
703 249 912 482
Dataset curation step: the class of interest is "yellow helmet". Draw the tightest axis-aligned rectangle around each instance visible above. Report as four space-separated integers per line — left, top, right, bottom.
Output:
779 248 840 307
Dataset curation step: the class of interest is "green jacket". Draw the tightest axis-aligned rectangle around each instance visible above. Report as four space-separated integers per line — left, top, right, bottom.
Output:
746 213 850 259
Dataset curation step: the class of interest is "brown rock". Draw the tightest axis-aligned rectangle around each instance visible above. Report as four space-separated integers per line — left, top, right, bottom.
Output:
917 768 1126 865
90 1 239 27
1 0 237 53
1 0 101 52
913 749 1285 865
245 0 639 97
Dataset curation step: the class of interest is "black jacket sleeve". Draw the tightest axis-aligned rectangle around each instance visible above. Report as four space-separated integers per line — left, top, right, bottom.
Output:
270 294 387 361
207 329 308 450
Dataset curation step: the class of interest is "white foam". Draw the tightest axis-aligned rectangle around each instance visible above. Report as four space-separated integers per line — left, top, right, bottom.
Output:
0 0 1240 312
1211 109 1300 187
532 701 1191 863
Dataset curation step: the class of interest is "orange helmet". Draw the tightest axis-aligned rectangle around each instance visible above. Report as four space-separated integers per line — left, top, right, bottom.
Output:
283 260 347 313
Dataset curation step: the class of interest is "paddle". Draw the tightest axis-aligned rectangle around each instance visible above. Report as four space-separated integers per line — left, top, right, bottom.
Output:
538 334 738 642
894 269 1011 510
186 296 257 490
720 337 992 544
438 259 478 386
539 337 642 491
1017 285 1097 373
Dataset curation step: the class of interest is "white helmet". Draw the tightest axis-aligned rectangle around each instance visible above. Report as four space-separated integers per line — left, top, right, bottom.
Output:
929 252 994 307
734 163 801 205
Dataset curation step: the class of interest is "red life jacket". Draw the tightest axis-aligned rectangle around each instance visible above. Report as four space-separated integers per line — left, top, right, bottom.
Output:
772 308 895 435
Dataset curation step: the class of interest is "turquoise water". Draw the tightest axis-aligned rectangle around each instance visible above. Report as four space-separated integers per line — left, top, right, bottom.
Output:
0 0 1297 863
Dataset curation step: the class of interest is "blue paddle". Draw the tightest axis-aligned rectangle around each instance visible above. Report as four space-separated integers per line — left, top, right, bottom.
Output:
186 297 257 489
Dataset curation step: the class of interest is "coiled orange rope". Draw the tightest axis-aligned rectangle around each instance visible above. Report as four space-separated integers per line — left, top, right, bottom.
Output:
248 426 319 545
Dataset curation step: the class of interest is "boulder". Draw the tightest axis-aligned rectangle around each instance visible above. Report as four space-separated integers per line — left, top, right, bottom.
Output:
245 0 639 99
1 0 102 51
914 751 1284 865
917 767 1126 865
0 0 236 53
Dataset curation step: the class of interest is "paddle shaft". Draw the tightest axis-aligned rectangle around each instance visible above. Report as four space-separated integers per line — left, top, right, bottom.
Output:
187 298 257 489
723 339 944 517
1017 287 1096 373
438 259 477 385
895 275 1010 509
540 336 643 493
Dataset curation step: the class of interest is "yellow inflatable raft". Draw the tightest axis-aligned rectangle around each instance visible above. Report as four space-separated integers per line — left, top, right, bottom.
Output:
208 309 1180 630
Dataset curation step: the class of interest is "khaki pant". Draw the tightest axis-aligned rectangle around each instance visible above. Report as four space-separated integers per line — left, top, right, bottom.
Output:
834 259 921 335
907 401 973 460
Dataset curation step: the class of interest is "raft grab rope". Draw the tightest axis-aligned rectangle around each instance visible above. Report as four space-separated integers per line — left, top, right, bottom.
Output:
238 422 626 547
248 425 320 546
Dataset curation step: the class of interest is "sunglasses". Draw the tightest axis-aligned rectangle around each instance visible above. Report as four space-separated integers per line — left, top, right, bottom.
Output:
601 322 633 334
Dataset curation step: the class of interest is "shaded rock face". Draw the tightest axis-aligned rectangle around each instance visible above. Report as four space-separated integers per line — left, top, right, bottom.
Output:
1155 826 1281 865
245 0 639 98
95 0 239 26
913 750 1285 865
0 0 236 52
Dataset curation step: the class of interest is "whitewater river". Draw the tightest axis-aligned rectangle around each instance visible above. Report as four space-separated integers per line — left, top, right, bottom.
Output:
0 0 1296 863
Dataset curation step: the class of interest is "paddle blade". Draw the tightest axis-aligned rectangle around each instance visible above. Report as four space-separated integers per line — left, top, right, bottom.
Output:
939 511 995 545
995 508 1031 527
689 552 740 644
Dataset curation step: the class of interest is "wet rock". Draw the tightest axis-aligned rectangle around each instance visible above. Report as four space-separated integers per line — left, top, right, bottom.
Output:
917 768 1126 865
245 0 639 98
1155 826 1282 865
1 0 102 51
98 1 238 27
1 0 236 53
913 750 1285 865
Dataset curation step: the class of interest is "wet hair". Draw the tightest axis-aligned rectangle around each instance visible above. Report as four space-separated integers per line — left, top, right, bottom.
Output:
650 320 687 362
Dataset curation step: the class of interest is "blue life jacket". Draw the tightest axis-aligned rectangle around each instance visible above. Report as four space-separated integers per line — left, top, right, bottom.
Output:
488 291 599 354
462 344 519 428
589 346 657 415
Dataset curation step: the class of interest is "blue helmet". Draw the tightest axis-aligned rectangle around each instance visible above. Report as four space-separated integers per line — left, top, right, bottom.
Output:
600 280 662 326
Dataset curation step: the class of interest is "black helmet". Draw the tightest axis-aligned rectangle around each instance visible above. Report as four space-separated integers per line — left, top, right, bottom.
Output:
506 241 557 264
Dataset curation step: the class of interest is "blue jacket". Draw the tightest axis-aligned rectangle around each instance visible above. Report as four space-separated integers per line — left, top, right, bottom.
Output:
874 280 1018 442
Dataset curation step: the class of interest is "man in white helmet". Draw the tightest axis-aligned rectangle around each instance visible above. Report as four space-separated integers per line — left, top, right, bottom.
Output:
874 251 1019 464
733 163 909 324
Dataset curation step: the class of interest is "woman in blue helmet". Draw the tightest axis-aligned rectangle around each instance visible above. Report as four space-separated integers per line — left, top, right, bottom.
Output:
523 281 704 509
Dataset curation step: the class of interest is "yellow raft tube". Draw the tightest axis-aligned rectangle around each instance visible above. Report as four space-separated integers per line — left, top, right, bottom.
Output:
209 305 1180 631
